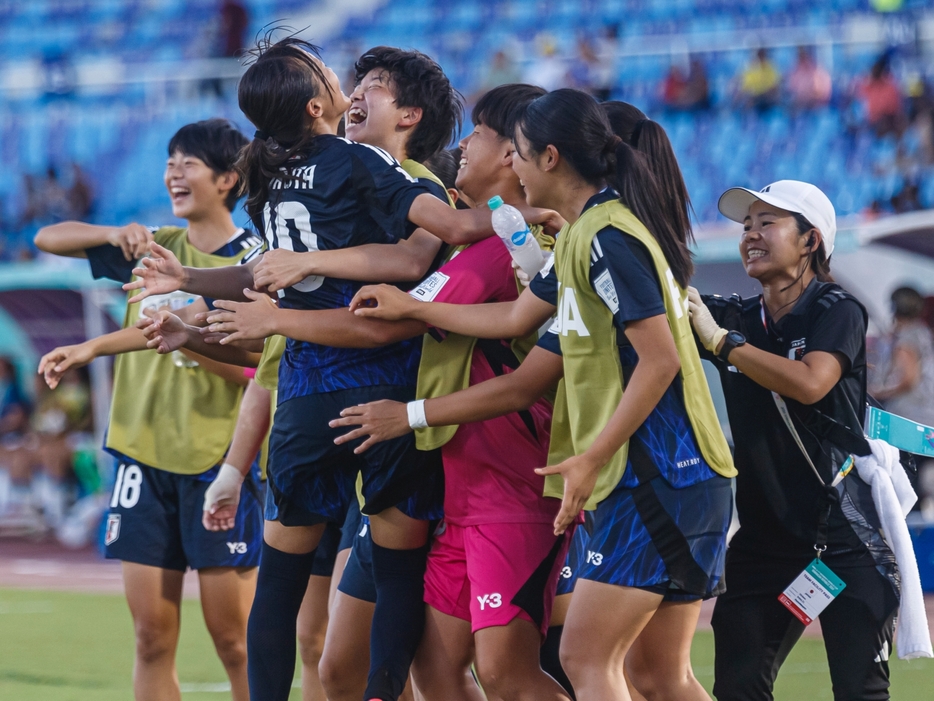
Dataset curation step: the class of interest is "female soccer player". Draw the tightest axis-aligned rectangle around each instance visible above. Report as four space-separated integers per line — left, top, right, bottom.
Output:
33 119 263 701
344 89 736 701
687 181 900 701
127 38 558 701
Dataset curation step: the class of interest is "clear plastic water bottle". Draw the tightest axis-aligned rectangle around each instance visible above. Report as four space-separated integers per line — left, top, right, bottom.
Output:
489 195 546 277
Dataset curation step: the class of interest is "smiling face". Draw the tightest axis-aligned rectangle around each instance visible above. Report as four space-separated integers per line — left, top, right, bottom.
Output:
455 122 512 201
511 129 552 208
740 199 816 282
164 151 232 220
344 68 407 148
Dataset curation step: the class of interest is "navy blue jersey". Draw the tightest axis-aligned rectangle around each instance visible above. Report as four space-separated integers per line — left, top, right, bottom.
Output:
86 228 261 284
532 191 713 489
261 136 435 400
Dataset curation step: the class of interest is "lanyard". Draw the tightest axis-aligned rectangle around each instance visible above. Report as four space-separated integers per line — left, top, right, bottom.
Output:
761 299 841 558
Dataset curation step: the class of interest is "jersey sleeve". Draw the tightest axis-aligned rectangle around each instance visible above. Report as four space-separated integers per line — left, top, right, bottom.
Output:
351 145 431 241
590 227 665 332
85 244 136 283
805 298 866 373
535 320 562 356
529 254 558 306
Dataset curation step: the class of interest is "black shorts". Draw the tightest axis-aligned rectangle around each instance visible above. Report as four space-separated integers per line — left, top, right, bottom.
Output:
711 548 900 701
104 458 263 571
267 386 444 527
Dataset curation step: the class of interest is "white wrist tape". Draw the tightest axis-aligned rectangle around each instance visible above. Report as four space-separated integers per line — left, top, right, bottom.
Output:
406 399 429 429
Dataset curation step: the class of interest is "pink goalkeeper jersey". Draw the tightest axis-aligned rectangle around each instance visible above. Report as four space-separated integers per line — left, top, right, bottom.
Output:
410 236 558 526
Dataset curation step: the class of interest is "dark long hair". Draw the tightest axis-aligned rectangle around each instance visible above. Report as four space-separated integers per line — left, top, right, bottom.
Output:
602 101 695 250
236 35 335 230
514 89 693 287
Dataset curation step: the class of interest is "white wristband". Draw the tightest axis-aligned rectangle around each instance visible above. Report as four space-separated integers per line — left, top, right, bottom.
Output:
406 399 429 429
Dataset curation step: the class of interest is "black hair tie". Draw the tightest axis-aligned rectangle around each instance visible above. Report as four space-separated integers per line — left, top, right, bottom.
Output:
254 129 271 141
630 119 650 147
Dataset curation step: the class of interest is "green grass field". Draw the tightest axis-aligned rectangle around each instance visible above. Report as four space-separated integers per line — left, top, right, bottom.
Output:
1 587 932 700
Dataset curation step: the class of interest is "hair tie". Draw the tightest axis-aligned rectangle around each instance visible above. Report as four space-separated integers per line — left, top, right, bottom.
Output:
254 129 271 141
630 119 650 147
605 134 623 154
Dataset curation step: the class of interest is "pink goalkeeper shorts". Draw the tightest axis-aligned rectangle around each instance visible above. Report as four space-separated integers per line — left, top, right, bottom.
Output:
423 520 572 636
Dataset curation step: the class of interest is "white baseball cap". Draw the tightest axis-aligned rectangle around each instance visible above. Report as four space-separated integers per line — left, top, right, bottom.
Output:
718 180 837 257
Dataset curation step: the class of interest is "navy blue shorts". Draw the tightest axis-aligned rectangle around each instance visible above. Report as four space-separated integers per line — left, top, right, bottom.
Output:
339 500 363 552
104 458 263 571
578 474 732 601
556 511 594 596
338 513 376 603
267 387 444 527
263 479 344 577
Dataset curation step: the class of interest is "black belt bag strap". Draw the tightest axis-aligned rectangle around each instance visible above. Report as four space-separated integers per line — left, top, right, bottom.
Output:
628 438 711 596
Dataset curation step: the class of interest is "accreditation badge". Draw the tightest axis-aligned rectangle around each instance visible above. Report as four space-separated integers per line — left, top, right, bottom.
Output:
778 558 846 625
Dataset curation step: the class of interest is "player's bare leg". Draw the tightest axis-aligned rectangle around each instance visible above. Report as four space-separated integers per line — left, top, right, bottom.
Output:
319 590 374 701
411 607 483 701
625 600 709 701
560 581 662 701
122 562 185 701
199 566 257 701
475 618 570 701
297 574 332 701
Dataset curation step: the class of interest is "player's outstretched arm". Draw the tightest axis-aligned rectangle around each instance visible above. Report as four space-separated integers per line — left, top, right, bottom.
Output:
330 346 562 453
252 229 443 293
38 327 148 388
203 289 427 349
34 222 154 260
350 283 555 340
124 243 258 304
203 380 272 531
408 193 565 246
138 310 262 367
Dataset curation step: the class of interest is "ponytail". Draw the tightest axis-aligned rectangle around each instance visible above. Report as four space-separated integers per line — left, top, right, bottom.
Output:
514 89 694 287
236 34 333 231
608 140 694 287
601 101 695 250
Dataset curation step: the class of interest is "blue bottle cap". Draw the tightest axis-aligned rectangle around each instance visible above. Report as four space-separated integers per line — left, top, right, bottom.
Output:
487 195 504 209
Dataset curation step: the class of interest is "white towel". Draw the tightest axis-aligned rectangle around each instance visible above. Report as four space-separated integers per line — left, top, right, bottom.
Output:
854 438 933 659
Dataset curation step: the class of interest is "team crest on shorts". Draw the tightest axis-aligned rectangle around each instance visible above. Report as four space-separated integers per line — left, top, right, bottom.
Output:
105 514 121 545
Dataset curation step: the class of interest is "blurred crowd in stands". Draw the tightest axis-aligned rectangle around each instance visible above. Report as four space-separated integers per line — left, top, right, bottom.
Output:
1 164 95 262
0 356 100 541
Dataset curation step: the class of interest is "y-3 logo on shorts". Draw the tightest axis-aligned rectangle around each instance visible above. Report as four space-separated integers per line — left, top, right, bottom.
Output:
561 566 573 579
586 550 603 566
477 593 502 610
226 542 247 554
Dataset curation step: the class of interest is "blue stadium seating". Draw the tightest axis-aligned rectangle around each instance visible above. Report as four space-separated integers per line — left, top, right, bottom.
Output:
1 0 932 258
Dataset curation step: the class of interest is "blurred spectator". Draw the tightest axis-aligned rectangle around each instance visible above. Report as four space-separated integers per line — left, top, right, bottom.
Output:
906 75 934 164
482 50 521 90
890 180 922 214
41 51 76 98
0 358 29 439
869 286 934 426
787 46 832 110
591 24 620 102
738 48 781 112
0 368 91 532
18 174 43 229
684 57 711 111
218 0 248 58
661 59 709 112
661 65 689 110
40 166 70 222
568 36 599 95
859 56 903 137
524 34 566 92
67 163 95 220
